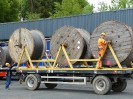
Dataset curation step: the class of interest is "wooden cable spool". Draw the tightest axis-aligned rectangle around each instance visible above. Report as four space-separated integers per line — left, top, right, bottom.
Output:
8 28 45 63
76 28 91 59
90 21 133 66
50 26 91 66
0 47 12 68
123 25 133 67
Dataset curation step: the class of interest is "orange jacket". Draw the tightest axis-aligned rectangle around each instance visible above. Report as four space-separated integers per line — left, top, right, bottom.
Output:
98 38 106 50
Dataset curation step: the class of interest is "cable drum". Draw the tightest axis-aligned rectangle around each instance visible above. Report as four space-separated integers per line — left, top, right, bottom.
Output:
123 25 133 67
0 47 12 68
90 21 133 66
50 26 91 66
76 28 91 59
30 30 46 59
8 28 45 63
30 31 44 60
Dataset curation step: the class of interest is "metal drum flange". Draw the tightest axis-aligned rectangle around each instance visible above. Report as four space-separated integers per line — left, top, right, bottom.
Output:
90 21 132 66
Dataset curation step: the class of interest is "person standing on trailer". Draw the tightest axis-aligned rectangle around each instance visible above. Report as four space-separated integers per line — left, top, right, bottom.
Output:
96 32 111 69
5 63 13 90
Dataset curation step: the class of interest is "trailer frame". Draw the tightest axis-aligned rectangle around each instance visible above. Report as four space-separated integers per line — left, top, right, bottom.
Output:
16 44 133 95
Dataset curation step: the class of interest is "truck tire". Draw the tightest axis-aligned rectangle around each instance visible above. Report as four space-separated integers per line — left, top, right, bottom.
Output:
112 79 127 92
25 74 41 90
93 75 112 95
45 83 57 89
131 74 133 78
44 78 57 89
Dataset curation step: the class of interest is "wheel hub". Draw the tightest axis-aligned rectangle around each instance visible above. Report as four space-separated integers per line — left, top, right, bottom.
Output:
96 80 106 91
99 81 104 87
27 77 35 87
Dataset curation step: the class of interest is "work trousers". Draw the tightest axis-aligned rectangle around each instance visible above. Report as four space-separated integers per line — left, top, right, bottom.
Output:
5 76 11 89
96 49 104 68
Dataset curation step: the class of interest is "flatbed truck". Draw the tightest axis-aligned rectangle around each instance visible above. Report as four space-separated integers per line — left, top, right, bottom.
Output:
16 44 133 95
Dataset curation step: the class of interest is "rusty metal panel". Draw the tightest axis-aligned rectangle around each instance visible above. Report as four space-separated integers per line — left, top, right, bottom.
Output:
0 8 133 40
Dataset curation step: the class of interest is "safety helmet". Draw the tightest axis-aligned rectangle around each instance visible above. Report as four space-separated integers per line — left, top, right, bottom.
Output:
101 32 106 36
5 63 9 66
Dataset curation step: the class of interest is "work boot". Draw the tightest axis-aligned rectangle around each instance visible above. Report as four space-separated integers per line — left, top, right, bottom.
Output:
96 61 103 69
98 67 103 69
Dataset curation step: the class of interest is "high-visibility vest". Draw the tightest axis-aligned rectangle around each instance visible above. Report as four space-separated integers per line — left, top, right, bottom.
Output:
98 38 106 49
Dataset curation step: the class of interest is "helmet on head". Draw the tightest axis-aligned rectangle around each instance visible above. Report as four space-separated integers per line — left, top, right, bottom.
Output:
101 32 106 36
5 63 9 66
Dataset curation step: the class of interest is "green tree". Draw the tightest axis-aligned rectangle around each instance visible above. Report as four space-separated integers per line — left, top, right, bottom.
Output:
0 0 19 23
109 0 132 10
98 0 133 12
19 0 27 20
19 0 40 20
33 0 62 18
51 0 94 18
25 12 40 20
97 1 109 12
0 0 9 22
77 0 88 8
21 0 62 20
6 0 20 22
130 0 133 5
82 2 94 14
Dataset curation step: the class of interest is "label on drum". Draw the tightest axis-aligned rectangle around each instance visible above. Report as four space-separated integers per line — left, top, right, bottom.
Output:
77 41 80 44
77 46 80 49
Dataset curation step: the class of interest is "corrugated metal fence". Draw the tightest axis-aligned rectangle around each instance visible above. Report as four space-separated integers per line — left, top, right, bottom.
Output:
0 8 133 40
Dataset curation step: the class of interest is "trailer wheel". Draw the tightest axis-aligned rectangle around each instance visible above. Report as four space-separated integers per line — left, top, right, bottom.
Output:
25 74 41 90
112 79 127 92
45 83 57 89
131 74 133 78
44 78 57 89
93 75 112 95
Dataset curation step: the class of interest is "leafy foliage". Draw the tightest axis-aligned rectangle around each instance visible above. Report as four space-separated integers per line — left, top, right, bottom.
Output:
98 0 133 12
0 0 19 23
21 0 62 20
109 0 133 10
2 0 133 22
82 3 94 14
51 0 94 18
97 2 109 12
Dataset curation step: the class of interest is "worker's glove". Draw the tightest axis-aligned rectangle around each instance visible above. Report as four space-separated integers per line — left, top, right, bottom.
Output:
107 40 112 44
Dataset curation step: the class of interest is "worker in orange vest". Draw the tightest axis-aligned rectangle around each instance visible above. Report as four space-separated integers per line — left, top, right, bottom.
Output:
96 32 111 69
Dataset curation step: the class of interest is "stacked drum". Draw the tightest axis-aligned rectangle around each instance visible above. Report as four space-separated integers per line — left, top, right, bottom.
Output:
0 47 12 68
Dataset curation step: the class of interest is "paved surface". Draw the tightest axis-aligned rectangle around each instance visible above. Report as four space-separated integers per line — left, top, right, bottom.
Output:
0 78 133 99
